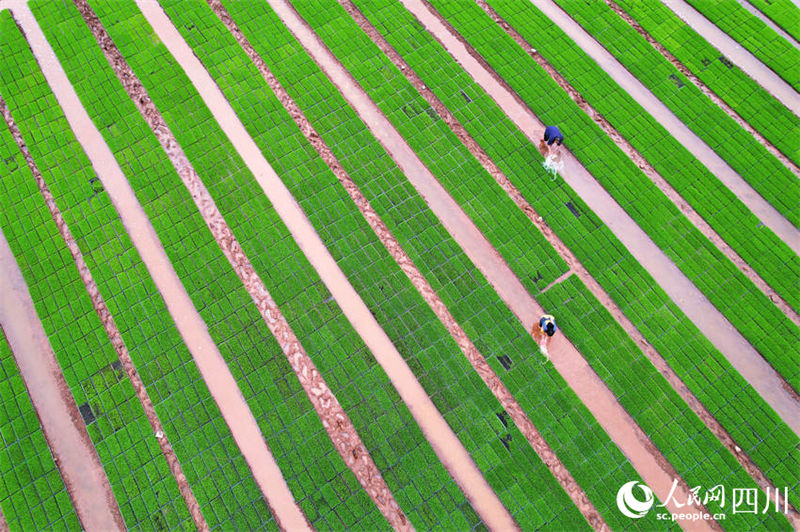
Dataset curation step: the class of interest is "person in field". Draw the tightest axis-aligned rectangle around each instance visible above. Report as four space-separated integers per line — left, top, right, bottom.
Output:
539 314 557 337
532 314 557 361
539 125 564 157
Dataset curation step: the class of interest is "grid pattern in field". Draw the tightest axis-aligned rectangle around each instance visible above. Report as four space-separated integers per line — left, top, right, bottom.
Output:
0 38 192 530
159 0 590 529
484 0 799 311
414 0 800 508
612 0 800 165
8 5 277 529
0 329 81 531
549 0 800 225
217 1 673 529
332 0 798 524
682 0 800 90
31 2 384 528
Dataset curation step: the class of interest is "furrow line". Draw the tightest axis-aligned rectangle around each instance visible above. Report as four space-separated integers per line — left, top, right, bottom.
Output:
348 0 796 520
414 0 800 431
139 0 517 528
208 1 604 527
472 2 800 329
0 230 124 532
74 0 410 527
268 0 717 527
9 4 311 528
0 92 208 532
660 0 800 115
605 0 799 178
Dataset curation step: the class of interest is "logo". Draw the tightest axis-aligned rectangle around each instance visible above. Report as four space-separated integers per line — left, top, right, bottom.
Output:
617 481 655 518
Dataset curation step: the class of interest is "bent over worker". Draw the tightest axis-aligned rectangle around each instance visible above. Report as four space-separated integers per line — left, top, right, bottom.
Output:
539 314 557 337
543 125 564 146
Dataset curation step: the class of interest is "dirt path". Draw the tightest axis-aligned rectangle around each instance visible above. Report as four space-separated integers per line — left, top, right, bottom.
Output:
521 0 800 255
82 1 418 528
0 88 208 532
138 2 521 529
605 0 800 180
268 2 724 529
0 230 125 532
207 0 603 528
9 5 313 529
660 0 800 115
732 0 800 49
494 0 800 324
407 0 800 437
359 0 797 515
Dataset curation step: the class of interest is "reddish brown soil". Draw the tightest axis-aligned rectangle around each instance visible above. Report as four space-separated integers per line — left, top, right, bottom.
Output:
412 0 800 436
605 0 800 178
266 0 719 528
0 77 207 530
0 230 124 532
76 0 412 528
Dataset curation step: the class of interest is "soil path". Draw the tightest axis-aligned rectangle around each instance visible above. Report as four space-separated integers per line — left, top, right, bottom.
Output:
733 0 800 49
88 0 416 527
487 0 800 324
11 4 311 529
605 0 800 180
1 92 208 531
269 1 719 529
137 2 519 529
661 0 800 115
527 0 800 254
0 229 125 532
408 0 800 437
210 0 603 527
362 0 796 513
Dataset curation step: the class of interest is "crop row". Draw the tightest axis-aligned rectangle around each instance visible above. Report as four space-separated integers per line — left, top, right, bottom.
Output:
32 2 385 529
337 1 795 526
612 0 800 166
380 0 799 510
430 0 800 390
87 0 484 529
215 0 679 529
682 0 800 90
13 3 280 530
160 0 592 528
0 329 81 531
0 20 193 530
552 0 799 225
539 275 795 529
487 0 798 312
746 0 800 41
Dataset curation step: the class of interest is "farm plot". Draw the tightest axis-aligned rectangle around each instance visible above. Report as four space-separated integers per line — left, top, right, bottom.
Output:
0 51 193 531
427 0 800 393
0 0 797 530
0 330 81 531
682 0 800 90
30 2 385 529
292 0 796 523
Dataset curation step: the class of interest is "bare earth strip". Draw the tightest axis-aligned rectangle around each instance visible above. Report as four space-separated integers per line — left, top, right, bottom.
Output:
75 1 416 528
0 89 207 531
0 229 124 532
267 1 718 528
0 506 8 532
733 0 800 48
204 1 604 528
353 0 797 517
9 5 311 529
525 0 800 255
604 0 800 179
660 0 800 115
137 1 520 529
410 0 800 436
